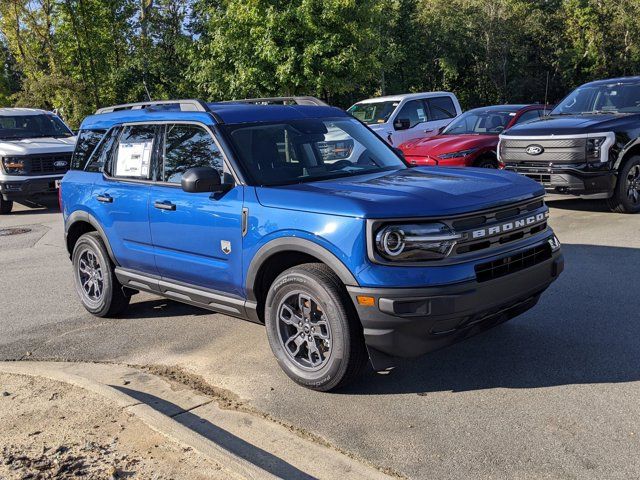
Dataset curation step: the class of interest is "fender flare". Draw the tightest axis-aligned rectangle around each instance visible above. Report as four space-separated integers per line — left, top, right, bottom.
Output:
245 237 359 302
614 137 640 170
65 210 118 265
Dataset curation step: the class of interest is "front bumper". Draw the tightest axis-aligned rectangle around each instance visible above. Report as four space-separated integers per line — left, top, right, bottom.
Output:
504 163 616 196
348 248 563 369
0 175 63 201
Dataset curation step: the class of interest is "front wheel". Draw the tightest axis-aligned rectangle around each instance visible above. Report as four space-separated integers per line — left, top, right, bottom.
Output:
0 197 13 214
475 157 498 169
265 263 368 391
72 232 130 317
607 155 640 213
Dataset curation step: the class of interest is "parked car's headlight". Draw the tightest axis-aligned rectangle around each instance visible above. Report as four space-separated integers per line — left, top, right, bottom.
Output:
318 139 354 161
438 148 478 159
2 157 27 174
375 223 461 261
586 136 607 162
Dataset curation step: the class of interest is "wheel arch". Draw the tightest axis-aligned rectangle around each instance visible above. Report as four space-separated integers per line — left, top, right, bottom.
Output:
246 237 359 322
65 210 117 265
615 141 640 170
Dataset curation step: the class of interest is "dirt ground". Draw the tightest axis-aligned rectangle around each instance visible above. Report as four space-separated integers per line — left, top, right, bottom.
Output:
0 373 227 479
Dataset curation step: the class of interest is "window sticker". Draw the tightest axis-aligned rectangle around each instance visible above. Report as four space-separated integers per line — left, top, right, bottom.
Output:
116 140 152 177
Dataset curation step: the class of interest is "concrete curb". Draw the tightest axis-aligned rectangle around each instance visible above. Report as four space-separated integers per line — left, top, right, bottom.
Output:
0 361 393 480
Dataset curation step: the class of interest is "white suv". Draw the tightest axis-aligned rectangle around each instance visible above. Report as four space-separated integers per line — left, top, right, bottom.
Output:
348 92 462 146
0 108 76 214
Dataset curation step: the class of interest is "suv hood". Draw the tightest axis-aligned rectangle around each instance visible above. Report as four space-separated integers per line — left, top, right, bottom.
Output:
0 136 77 157
400 134 497 156
502 113 640 136
255 167 543 218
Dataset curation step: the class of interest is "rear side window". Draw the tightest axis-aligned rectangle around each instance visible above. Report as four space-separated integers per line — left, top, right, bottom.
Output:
162 124 224 184
71 129 106 170
112 125 156 180
514 109 542 125
395 100 428 128
427 97 457 120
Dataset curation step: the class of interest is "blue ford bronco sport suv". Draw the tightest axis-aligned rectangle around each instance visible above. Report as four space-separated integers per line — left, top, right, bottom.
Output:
61 98 563 391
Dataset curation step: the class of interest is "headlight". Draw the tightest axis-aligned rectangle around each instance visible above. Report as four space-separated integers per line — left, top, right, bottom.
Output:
586 137 607 162
438 148 478 159
2 157 27 174
318 140 354 161
375 223 461 261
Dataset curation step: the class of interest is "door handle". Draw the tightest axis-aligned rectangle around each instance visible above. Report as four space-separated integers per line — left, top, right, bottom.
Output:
96 194 113 203
154 200 176 211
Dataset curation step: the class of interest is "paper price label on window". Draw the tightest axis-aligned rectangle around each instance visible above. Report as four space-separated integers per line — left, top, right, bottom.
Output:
116 141 152 178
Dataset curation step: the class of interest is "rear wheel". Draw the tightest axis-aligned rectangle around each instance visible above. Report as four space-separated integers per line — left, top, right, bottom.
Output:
72 232 130 317
607 155 640 213
265 263 368 391
0 197 13 214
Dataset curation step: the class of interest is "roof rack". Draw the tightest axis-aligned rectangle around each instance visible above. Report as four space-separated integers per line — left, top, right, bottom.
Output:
95 99 210 115
222 96 328 107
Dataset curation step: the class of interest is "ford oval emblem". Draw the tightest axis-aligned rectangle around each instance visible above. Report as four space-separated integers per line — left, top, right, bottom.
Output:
525 145 544 155
54 160 68 167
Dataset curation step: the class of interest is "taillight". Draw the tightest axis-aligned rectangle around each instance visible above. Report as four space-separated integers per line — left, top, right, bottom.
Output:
58 182 63 211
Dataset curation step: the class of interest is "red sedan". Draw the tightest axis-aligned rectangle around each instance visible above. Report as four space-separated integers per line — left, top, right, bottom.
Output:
399 104 549 168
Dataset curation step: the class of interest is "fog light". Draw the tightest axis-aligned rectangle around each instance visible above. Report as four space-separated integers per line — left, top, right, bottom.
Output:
548 235 561 251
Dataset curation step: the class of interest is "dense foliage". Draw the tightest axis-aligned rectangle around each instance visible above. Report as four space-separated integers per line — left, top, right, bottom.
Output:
0 0 638 127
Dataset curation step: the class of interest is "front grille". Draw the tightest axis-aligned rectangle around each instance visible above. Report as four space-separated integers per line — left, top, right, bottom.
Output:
475 243 552 282
29 154 72 174
448 198 548 256
500 137 586 164
3 153 72 176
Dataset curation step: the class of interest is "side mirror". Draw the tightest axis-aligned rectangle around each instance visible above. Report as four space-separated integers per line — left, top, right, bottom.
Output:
181 167 229 193
393 118 411 131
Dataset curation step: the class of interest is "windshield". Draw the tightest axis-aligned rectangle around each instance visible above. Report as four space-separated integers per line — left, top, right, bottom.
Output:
0 114 73 140
442 109 516 135
222 117 406 186
347 101 398 125
551 82 640 115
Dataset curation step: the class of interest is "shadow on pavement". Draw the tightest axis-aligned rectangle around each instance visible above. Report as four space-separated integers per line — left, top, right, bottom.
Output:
545 197 609 212
342 243 640 395
113 386 314 479
123 298 208 319
10 198 60 215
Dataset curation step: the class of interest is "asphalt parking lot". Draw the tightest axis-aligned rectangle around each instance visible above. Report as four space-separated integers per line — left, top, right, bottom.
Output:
1 194 639 479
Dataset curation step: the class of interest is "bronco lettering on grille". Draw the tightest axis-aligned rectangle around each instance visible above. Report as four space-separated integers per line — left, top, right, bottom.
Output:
471 212 548 239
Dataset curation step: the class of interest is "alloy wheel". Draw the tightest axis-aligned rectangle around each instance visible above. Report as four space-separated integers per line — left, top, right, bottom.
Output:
277 291 332 370
627 164 640 204
78 249 104 302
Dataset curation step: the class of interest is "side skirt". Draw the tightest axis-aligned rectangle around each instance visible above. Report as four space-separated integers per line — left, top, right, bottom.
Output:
114 268 260 324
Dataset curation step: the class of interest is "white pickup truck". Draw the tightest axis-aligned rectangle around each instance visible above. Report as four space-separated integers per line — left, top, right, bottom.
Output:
0 108 76 214
348 92 462 146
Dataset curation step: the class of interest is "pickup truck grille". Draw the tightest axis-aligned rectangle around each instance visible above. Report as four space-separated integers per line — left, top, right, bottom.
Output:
444 197 549 257
500 137 586 164
4 153 72 176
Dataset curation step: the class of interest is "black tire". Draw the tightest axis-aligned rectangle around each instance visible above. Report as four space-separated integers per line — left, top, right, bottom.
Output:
475 157 498 169
265 263 368 391
0 197 13 214
607 155 640 213
72 232 130 317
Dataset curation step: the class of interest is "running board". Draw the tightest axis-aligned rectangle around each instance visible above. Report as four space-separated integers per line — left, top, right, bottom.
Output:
114 268 259 322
